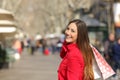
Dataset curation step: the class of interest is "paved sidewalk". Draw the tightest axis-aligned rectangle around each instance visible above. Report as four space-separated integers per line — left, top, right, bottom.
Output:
0 50 61 80
0 50 119 80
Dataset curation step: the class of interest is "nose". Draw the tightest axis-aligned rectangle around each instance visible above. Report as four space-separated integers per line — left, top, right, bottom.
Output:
65 30 70 35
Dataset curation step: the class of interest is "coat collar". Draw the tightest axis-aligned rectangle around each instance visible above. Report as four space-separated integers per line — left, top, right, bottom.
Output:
62 41 77 51
60 41 77 58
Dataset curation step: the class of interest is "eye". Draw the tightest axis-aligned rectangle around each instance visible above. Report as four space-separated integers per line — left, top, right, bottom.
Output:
66 27 69 30
71 29 75 32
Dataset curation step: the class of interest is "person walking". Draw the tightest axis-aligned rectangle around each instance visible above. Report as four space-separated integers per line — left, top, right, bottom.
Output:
112 36 120 79
103 33 115 68
57 19 115 80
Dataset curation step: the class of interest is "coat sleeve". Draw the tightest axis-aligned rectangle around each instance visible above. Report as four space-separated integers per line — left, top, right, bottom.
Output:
60 43 67 58
67 54 84 80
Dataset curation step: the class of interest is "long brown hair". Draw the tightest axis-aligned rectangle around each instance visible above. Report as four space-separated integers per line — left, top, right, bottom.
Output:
68 19 94 80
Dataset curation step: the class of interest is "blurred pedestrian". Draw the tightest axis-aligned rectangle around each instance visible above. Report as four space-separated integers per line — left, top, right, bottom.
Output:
40 38 48 55
12 39 22 55
112 36 120 77
103 33 115 68
30 37 36 55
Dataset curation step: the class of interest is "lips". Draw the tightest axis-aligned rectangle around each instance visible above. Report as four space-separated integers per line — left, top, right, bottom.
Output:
66 36 71 38
65 35 72 39
65 36 72 42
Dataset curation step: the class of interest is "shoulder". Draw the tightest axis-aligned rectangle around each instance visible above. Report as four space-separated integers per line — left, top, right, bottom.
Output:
113 42 118 47
66 48 85 66
69 47 80 54
67 47 84 60
104 40 110 45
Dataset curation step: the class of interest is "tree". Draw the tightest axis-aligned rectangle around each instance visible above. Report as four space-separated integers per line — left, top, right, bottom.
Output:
0 0 97 36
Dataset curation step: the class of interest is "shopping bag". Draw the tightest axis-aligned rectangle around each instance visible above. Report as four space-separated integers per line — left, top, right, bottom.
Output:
91 45 115 80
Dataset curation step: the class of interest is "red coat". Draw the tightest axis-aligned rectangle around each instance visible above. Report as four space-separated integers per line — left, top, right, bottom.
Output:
58 42 85 80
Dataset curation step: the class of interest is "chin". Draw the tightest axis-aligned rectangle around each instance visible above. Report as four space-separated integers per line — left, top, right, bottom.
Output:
65 40 72 43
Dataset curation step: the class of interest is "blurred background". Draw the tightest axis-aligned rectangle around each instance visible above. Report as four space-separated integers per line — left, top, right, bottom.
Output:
0 0 120 80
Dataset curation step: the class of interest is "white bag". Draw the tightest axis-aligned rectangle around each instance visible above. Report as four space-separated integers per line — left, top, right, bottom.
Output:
91 45 115 80
93 59 102 79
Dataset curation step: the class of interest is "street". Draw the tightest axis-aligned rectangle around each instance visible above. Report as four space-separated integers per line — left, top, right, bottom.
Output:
0 49 120 80
0 50 61 80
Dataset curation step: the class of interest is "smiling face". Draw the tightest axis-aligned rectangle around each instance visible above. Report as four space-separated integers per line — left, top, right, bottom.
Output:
65 23 78 43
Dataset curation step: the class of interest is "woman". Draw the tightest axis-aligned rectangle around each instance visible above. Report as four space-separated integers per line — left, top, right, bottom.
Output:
58 19 94 80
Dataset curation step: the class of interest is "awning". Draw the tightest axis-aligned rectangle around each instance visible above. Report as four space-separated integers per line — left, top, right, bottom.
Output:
0 9 16 34
80 15 106 27
0 9 17 41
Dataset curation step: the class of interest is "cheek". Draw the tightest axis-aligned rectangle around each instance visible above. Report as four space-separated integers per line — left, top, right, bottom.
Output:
74 34 78 40
73 33 78 40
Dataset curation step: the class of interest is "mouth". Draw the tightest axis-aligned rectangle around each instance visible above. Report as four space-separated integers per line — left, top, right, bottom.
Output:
65 35 72 39
65 35 72 42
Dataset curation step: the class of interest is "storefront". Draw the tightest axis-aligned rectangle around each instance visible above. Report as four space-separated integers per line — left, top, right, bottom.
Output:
0 9 17 69
81 15 108 52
